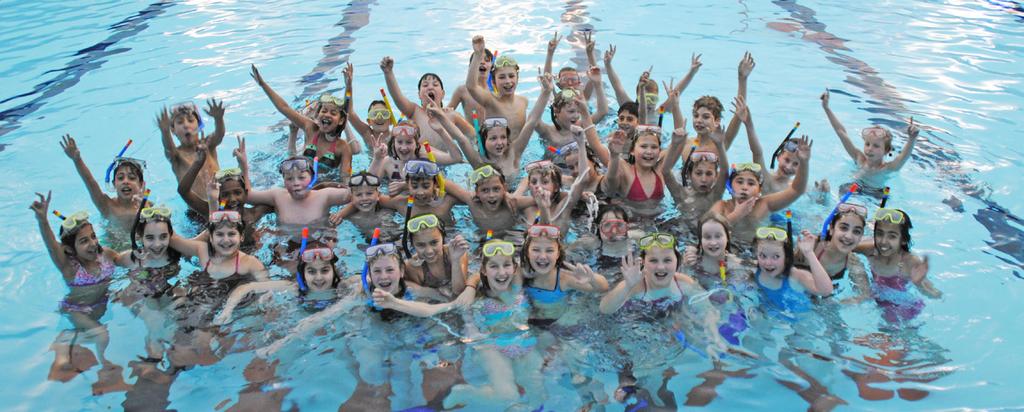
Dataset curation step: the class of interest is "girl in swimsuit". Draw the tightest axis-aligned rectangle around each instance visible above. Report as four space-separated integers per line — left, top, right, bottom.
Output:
856 208 940 323
463 165 536 239
604 123 669 220
328 171 400 239
567 204 635 272
60 135 148 236
378 160 473 228
662 120 730 234
31 192 127 379
368 120 460 193
516 127 591 233
752 226 835 320
794 203 872 303
682 212 747 292
403 213 469 301
520 225 609 327
251 65 353 183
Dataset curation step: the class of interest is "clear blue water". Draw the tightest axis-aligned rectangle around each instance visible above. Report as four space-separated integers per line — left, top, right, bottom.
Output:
1 0 1023 410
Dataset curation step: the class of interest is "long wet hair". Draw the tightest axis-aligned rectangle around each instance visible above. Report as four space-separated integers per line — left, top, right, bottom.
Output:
824 210 867 242
520 233 567 279
59 222 94 259
625 128 663 166
366 252 409 322
753 227 795 275
526 166 565 204
296 241 341 296
696 211 733 257
131 217 181 264
387 120 424 159
206 219 246 257
873 208 913 253
477 241 519 296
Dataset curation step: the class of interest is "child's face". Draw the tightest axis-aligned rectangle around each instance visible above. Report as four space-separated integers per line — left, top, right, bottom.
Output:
700 220 728 258
617 112 638 132
418 76 444 105
412 228 444 263
528 172 556 197
692 107 720 136
690 161 717 193
113 165 144 201
731 171 761 202
72 225 101 261
777 151 800 176
282 169 312 198
211 225 241 256
408 177 436 202
874 221 903 257
484 128 509 158
554 104 581 127
558 70 581 89
368 103 390 127
493 67 518 96
172 113 199 142
304 259 335 292
561 153 582 177
862 133 889 162
632 134 661 169
756 241 786 276
483 254 516 292
642 247 677 287
598 211 628 242
351 185 379 212
316 103 343 133
370 255 402 294
393 134 417 158
475 176 506 211
830 214 865 253
526 237 558 275
141 221 170 258
477 55 493 76
219 179 246 211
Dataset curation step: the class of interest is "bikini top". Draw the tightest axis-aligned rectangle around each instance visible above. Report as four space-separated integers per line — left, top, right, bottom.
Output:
186 254 249 303
69 256 115 287
626 166 664 202
477 292 530 329
303 133 340 169
525 268 565 305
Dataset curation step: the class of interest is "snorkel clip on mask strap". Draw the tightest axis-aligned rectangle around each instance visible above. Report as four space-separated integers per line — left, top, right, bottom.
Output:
770 122 800 169
819 183 859 238
104 139 134 184
361 228 381 307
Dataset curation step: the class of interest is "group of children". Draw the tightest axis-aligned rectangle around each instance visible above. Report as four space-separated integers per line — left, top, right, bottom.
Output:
34 31 939 409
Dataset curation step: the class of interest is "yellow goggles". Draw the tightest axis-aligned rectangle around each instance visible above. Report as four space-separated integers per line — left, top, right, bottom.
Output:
755 226 788 241
214 167 242 181
874 208 905 224
407 214 441 233
643 92 659 106
494 55 518 69
482 240 516 257
140 206 172 220
469 165 499 185
733 162 763 173
638 232 676 251
368 108 391 120
55 210 90 231
319 94 344 106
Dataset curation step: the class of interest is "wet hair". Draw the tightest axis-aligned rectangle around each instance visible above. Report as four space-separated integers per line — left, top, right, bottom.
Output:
59 222 94 258
680 151 719 187
527 166 565 204
418 73 444 91
478 124 512 160
388 121 424 159
864 126 894 152
296 241 341 296
205 219 246 257
618 101 639 118
468 48 494 65
171 103 201 124
131 218 181 264
728 168 764 191
367 100 386 111
549 91 576 131
638 234 683 271
366 251 410 321
824 210 867 242
477 244 519 296
873 208 913 253
471 165 507 204
696 211 733 256
692 95 724 121
625 128 663 166
520 234 566 278
753 228 795 275
312 99 349 136
592 204 628 236
279 155 315 176
113 161 145 184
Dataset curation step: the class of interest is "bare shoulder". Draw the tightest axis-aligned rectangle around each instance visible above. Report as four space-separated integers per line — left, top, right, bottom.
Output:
674 272 698 285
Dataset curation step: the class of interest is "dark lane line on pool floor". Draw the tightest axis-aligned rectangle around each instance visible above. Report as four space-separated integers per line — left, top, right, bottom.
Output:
769 0 1024 277
0 1 175 142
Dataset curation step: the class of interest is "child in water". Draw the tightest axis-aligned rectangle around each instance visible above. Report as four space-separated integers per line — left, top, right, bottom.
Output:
158 100 226 200
60 135 148 232
328 171 399 239
821 89 921 180
856 208 940 323
465 36 530 139
752 226 834 319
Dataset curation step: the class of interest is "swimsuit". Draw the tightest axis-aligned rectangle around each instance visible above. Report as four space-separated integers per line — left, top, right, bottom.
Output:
68 256 115 287
872 260 924 323
621 278 686 318
756 269 811 320
474 293 536 359
626 166 664 202
178 254 252 329
128 261 181 299
525 268 566 327
303 133 341 170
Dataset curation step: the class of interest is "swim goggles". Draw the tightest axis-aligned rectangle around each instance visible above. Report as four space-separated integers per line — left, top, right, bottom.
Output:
732 162 763 173
638 232 676 251
368 108 391 120
558 72 580 85
861 127 889 139
55 210 90 232
837 202 868 219
140 205 171 221
319 94 344 106
214 167 242 181
350 171 380 187
392 124 418 139
689 151 718 163
599 219 628 237
301 248 335 262
482 117 508 129
114 156 147 171
643 92 659 106
556 141 580 156
406 214 441 233
468 165 499 185
527 224 561 239
874 208 905 224
525 160 556 173
279 157 313 174
404 160 440 177
493 55 519 69
635 125 662 136
210 210 242 224
557 88 579 101
482 240 516 257
755 226 788 241
366 242 400 258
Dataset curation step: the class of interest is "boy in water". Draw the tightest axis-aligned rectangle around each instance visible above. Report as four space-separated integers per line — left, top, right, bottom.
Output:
158 100 226 201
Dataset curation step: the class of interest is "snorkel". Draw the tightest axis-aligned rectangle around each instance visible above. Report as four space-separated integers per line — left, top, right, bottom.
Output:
472 110 486 156
296 227 309 291
422 142 446 197
103 139 134 184
819 183 859 238
401 196 414 258
379 89 398 126
306 156 320 189
769 122 800 169
880 186 890 208
657 106 665 128
129 189 153 253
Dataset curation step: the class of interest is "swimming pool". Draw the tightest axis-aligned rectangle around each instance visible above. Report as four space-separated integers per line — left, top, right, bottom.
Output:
1 0 1022 410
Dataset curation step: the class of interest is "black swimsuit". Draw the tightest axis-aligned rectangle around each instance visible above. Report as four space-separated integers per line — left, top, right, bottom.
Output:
303 133 341 170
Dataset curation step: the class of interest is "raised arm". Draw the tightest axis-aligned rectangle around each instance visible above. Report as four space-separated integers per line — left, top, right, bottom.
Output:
429 104 483 167
670 53 703 100
794 231 835 296
582 31 598 100
250 65 315 131
820 89 865 163
661 127 688 202
887 117 919 171
30 191 71 277
465 36 497 110
380 56 419 118
448 236 469 297
543 32 561 76
603 45 632 105
599 254 642 314
512 71 554 159
204 98 227 150
762 136 810 211
60 135 112 216
602 129 630 197
156 107 178 162
710 128 730 199
586 66 609 123
177 139 212 214
552 127 591 221
733 95 765 169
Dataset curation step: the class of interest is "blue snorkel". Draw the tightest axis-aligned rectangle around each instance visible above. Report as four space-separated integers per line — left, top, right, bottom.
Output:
362 228 381 293
819 183 859 238
296 227 309 292
306 156 319 189
104 139 134 184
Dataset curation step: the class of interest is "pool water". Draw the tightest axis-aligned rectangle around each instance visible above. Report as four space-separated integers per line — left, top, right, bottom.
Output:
2 0 1023 410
